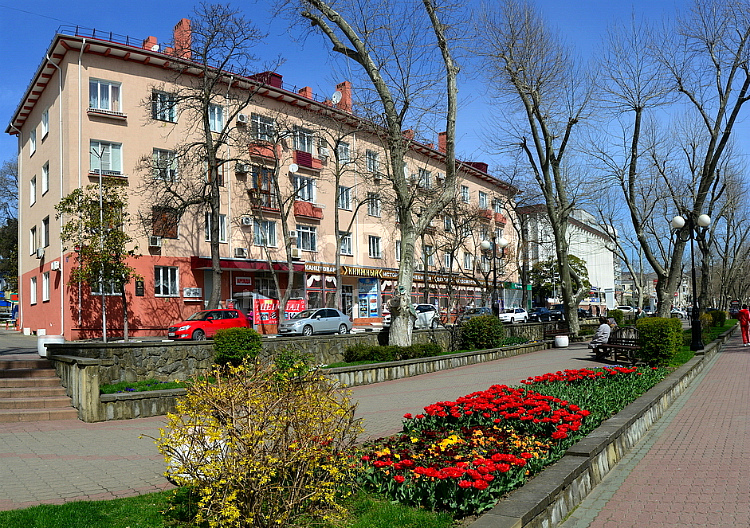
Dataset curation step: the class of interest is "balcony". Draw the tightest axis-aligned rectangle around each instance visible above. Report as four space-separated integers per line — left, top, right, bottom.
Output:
248 142 281 160
293 150 323 170
294 200 323 220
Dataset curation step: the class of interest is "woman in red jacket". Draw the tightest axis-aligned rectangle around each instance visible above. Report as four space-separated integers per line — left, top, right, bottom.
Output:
738 304 750 346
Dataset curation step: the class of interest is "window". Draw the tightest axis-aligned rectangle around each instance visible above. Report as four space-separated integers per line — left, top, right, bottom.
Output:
463 252 474 270
367 192 381 217
41 109 49 138
444 215 453 232
255 277 277 299
204 213 227 243
152 206 179 238
493 198 503 214
294 175 315 202
90 140 122 175
396 240 401 261
424 245 434 267
340 232 352 255
478 191 488 209
42 272 50 302
42 162 49 195
152 91 177 122
418 168 432 189
91 278 120 296
89 79 121 113
253 219 276 247
155 266 179 296
444 253 454 270
297 225 317 251
29 129 36 156
153 149 178 181
42 217 50 248
251 113 274 141
338 185 352 210
337 141 350 163
251 165 277 208
461 185 470 203
208 104 224 132
368 236 382 258
30 176 36 206
366 150 379 172
30 226 37 254
294 127 314 153
205 161 225 186
30 276 37 305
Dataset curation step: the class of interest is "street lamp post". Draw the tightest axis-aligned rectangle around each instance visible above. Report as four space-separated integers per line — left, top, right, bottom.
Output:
480 236 509 317
671 213 711 351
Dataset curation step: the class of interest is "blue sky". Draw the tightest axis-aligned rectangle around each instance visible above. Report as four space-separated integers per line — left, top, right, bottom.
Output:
0 0 687 170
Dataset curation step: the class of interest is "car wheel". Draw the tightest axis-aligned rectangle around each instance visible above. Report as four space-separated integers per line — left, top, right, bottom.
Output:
302 325 313 337
510 317 515 324
338 324 348 335
430 319 438 329
192 329 206 341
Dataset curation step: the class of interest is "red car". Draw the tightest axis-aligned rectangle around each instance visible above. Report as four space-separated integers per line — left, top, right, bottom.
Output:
168 309 250 340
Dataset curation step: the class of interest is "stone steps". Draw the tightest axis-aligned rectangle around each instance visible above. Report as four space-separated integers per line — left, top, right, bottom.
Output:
0 357 78 422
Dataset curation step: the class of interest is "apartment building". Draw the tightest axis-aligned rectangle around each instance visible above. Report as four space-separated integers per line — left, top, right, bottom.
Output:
6 20 518 339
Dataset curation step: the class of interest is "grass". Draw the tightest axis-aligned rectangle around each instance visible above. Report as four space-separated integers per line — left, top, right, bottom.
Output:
669 320 735 368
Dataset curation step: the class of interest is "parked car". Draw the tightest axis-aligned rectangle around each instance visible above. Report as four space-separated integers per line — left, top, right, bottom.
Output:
529 307 562 322
383 304 440 329
671 307 687 319
498 308 528 324
616 306 636 313
278 308 353 336
578 308 592 319
457 306 493 324
168 309 250 340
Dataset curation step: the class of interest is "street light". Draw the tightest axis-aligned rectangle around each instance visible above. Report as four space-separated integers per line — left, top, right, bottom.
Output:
480 236 509 317
671 213 711 351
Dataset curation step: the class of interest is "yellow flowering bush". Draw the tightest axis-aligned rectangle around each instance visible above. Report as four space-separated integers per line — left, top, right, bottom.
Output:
157 361 362 527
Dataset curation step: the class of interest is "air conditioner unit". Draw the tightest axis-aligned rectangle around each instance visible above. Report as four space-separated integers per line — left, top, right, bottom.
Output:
183 287 202 298
288 230 298 240
237 113 249 124
50 261 60 271
35 248 44 259
291 247 302 259
235 163 250 173
148 236 162 248
234 247 248 258
241 216 253 226
373 172 382 182
319 146 329 158
437 172 445 182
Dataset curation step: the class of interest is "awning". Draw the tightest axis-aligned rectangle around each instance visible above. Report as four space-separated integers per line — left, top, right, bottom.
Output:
190 256 304 272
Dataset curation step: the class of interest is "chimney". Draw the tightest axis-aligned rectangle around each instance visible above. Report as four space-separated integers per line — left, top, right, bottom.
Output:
173 18 192 59
335 81 352 113
143 36 158 51
249 71 283 88
466 161 489 173
403 129 415 141
298 86 313 99
438 131 447 153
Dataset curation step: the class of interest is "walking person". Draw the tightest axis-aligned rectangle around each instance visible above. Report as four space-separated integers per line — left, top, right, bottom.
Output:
738 304 750 346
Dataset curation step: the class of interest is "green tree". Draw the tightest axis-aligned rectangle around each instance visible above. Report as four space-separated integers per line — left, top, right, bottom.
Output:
529 256 591 306
0 218 18 291
55 182 140 341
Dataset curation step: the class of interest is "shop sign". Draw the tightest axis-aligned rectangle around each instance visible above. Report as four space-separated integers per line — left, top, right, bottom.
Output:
235 277 253 286
253 298 306 325
305 263 337 274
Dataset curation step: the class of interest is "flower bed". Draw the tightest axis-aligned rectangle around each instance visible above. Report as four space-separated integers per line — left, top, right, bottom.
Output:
357 365 667 515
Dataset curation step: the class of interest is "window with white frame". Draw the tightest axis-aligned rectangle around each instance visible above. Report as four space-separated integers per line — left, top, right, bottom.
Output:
41 109 49 138
369 235 382 258
42 216 49 247
251 165 277 208
461 185 470 203
91 277 120 296
42 272 50 302
30 176 36 206
30 276 37 305
443 253 454 270
493 198 503 214
152 91 177 122
478 191 488 209
253 219 276 247
153 149 178 181
496 227 504 240
204 213 227 243
294 175 315 202
396 240 401 261
424 245 434 267
337 141 350 163
29 129 36 156
155 266 179 297
366 150 379 172
208 104 224 132
30 226 37 255
42 162 49 195
443 215 453 232
340 232 352 255
418 168 432 189
89 79 121 113
338 185 352 210
297 225 317 251
255 277 278 299
367 192 381 217
294 126 314 153
90 140 122 175
251 113 274 141
463 252 473 270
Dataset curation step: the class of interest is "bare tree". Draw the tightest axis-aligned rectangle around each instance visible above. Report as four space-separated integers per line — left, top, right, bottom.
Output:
477 0 592 334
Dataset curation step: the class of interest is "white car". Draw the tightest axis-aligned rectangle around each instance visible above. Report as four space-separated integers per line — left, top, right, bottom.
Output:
498 308 528 324
616 306 636 314
383 304 439 329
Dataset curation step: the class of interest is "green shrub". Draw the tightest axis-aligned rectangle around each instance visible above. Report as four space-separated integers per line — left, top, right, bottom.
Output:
343 343 443 363
501 336 529 346
708 310 726 328
460 315 505 350
213 327 262 366
608 309 624 327
636 317 682 366
273 345 315 379
699 313 713 343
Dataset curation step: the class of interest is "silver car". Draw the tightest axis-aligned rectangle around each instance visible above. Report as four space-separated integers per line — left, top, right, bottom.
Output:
278 308 353 336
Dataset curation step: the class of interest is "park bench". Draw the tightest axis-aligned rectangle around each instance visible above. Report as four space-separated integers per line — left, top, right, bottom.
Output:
593 326 641 365
544 321 570 341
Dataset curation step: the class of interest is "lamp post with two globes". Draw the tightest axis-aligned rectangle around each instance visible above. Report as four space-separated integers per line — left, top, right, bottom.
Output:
480 236 509 317
671 213 711 351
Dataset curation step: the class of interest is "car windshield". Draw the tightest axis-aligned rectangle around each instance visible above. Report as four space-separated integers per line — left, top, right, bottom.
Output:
502 309 515 314
185 311 212 321
291 309 316 320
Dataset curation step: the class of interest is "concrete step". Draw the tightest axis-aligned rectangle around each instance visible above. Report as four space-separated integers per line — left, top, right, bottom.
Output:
0 386 67 398
0 408 78 423
0 359 53 370
0 368 57 379
0 396 74 410
0 377 65 388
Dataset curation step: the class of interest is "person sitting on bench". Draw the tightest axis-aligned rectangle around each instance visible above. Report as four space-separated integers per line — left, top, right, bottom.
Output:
588 316 611 353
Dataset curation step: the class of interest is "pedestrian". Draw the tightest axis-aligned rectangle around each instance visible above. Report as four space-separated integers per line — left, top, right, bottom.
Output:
738 304 750 346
